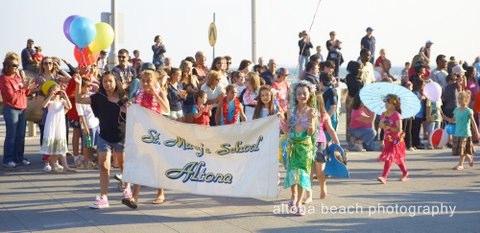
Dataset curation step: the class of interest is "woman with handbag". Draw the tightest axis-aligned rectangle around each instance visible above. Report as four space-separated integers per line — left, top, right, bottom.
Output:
0 52 37 168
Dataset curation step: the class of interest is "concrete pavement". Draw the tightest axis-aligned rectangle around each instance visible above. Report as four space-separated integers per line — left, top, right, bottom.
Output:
1 115 479 233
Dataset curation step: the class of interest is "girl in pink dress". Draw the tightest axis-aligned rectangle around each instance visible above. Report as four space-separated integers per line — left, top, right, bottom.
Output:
377 94 408 184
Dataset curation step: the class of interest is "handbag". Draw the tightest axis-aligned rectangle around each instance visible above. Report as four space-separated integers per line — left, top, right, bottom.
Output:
26 95 45 122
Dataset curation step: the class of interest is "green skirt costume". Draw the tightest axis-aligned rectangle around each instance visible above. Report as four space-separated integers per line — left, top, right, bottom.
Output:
283 131 314 191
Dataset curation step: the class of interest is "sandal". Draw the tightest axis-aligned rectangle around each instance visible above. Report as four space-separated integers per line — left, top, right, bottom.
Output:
400 173 409 182
468 155 474 167
453 165 464 170
122 198 138 209
287 200 294 208
294 206 306 216
152 198 165 205
377 176 386 184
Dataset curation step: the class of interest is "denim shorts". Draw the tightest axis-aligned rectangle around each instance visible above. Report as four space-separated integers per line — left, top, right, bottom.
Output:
82 126 100 147
68 119 81 128
315 142 327 163
96 135 124 153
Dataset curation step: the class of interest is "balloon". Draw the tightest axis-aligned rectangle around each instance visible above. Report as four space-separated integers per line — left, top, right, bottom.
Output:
73 46 99 66
429 128 448 148
63 15 79 44
446 124 456 135
423 82 442 102
69 17 96 48
88 23 115 53
41 80 58 96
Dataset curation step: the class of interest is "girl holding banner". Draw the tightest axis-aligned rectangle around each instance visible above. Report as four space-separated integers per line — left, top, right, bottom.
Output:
130 70 170 207
282 81 317 216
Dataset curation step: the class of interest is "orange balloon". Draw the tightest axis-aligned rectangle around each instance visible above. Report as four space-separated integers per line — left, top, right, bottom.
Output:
73 46 99 66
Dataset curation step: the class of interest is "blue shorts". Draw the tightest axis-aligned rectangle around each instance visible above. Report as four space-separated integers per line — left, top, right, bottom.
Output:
96 135 124 153
183 104 194 115
82 126 100 147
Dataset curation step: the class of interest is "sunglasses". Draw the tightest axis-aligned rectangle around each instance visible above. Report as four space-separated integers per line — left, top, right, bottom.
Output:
118 56 127 59
10 64 19 68
43 62 53 65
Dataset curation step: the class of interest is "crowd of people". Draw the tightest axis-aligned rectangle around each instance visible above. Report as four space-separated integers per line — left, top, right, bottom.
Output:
1 28 479 215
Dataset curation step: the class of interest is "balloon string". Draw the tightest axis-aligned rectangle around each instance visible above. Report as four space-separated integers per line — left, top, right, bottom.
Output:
294 0 322 80
80 48 87 66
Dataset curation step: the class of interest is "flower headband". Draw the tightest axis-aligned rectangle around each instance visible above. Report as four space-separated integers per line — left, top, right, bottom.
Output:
383 97 399 106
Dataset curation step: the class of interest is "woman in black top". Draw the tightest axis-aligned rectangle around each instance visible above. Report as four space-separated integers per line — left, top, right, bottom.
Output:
345 61 364 148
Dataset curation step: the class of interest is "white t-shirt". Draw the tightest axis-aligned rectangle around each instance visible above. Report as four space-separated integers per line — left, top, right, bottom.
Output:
360 62 375 84
201 83 224 107
234 84 246 98
76 93 100 129
430 69 448 88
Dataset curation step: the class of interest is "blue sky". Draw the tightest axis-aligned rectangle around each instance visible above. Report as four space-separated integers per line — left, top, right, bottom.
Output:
2 0 479 74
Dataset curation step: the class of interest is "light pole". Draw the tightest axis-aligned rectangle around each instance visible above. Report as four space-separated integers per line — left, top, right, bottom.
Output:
108 0 118 70
251 0 257 64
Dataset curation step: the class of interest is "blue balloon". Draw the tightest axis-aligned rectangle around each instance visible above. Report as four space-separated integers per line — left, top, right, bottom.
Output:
69 17 96 49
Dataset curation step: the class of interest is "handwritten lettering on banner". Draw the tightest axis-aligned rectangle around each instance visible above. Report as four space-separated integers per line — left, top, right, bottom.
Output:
123 104 279 198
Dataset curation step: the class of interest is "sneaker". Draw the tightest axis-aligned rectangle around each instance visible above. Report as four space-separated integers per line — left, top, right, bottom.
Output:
354 144 366 152
426 145 434 150
3 161 16 168
416 144 426 150
89 195 109 209
24 159 31 166
114 174 122 182
407 147 416 151
52 163 64 173
86 161 98 169
43 163 52 172
446 143 453 148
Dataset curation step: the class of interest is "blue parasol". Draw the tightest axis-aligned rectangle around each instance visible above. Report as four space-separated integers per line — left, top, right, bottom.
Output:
359 82 421 119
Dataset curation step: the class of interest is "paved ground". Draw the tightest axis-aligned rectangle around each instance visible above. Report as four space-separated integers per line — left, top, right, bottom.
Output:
0 115 479 233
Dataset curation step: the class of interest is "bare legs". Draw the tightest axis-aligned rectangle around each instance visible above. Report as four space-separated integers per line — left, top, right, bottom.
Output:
315 161 327 199
96 152 111 196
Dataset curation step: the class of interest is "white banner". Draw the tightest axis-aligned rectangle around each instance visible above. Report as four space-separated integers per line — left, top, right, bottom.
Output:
123 104 280 198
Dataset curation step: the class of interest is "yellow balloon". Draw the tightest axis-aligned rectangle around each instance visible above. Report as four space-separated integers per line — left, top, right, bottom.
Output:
41 80 57 96
88 23 114 53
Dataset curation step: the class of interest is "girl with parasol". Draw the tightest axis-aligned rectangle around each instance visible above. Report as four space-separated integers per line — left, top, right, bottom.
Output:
377 94 408 183
360 83 421 184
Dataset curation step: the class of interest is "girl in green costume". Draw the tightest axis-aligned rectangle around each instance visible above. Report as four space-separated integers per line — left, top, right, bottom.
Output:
283 81 317 216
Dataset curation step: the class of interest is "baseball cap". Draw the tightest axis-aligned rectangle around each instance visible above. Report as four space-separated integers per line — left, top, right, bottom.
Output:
27 38 34 43
366 27 374 31
275 67 289 76
141 62 156 71
452 64 465 75
426 40 434 45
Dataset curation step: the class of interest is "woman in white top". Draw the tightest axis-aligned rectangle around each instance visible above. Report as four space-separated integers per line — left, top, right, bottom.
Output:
201 71 225 126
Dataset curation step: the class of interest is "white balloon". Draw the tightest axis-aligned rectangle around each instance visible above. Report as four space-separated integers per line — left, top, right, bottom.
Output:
423 82 442 102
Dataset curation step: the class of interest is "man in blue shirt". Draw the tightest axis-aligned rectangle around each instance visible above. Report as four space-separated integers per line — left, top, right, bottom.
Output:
260 59 276 85
361 27 376 64
21 39 36 72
